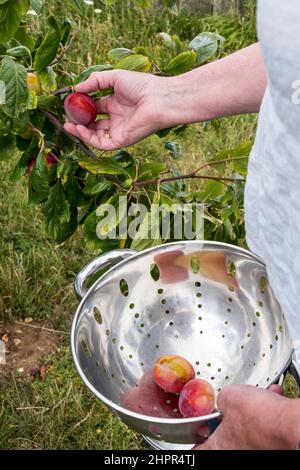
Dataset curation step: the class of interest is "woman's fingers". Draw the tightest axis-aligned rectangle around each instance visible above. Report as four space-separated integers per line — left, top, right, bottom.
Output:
74 70 124 94
75 125 117 150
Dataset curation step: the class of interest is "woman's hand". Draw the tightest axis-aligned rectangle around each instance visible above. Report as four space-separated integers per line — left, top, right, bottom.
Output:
194 384 300 450
64 70 172 150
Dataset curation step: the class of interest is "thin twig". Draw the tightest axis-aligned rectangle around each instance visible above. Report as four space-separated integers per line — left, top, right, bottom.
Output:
52 85 73 96
192 156 249 175
134 174 244 188
14 321 69 336
40 109 98 159
50 31 76 67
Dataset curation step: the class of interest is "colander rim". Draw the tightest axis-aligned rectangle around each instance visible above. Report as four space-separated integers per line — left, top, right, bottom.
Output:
71 240 294 425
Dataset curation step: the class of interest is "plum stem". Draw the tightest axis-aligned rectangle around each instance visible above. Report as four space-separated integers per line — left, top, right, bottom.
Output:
52 86 74 96
40 109 98 160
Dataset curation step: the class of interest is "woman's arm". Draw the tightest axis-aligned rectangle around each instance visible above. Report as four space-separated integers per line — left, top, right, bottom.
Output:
64 43 267 150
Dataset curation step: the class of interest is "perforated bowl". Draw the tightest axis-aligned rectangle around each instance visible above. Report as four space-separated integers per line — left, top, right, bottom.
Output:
71 241 293 445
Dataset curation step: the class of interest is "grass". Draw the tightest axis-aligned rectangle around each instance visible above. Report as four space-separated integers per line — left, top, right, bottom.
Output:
0 1 265 450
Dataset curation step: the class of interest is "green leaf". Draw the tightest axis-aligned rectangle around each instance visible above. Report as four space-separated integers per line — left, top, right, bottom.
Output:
30 0 44 14
0 1 10 4
33 16 61 73
0 56 28 118
165 140 181 160
64 176 86 207
79 157 129 176
26 89 37 110
189 32 224 65
135 0 151 7
138 162 167 180
43 181 70 224
14 26 35 52
61 18 72 46
0 108 12 135
75 64 113 84
107 48 135 61
200 180 225 202
83 179 113 196
163 0 178 15
10 138 38 181
31 151 50 200
164 50 196 75
0 134 15 161
12 111 30 135
39 67 57 93
37 94 58 110
6 45 31 58
83 209 119 250
156 32 176 51
0 0 29 43
114 54 152 72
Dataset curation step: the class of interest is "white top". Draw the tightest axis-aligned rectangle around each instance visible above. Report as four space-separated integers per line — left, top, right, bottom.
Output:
245 0 300 364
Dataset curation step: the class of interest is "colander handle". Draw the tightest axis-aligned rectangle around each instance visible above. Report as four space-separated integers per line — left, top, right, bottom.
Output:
75 249 137 299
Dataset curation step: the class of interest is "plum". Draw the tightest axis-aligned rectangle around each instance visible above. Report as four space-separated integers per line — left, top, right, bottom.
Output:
64 92 97 126
179 378 215 418
27 72 42 95
153 355 195 394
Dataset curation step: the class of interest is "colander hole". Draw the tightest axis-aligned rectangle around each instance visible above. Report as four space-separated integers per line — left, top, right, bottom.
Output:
165 310 170 314
266 377 270 382
158 288 163 294
134 313 140 318
228 286 235 292
279 325 283 332
191 255 200 273
225 376 229 380
156 344 159 349
222 334 225 338
211 377 215 380
169 322 173 326
228 297 233 302
195 281 201 287
150 263 160 281
253 322 256 327
112 338 116 343
161 299 167 305
227 260 236 278
196 293 202 298
241 345 244 349
197 304 202 308
140 323 144 328
129 354 133 359
200 330 203 334
120 279 129 297
147 333 151 337
81 340 91 357
93 306 102 324
129 303 135 309
111 373 114 378
259 276 267 294
218 368 221 372
196 361 200 365
140 362 144 366
96 361 100 368
256 312 261 317
173 408 178 413
207 363 211 367
227 308 231 313
275 335 279 341
253 362 256 366
106 329 110 336
270 344 273 349
197 371 200 376
247 333 251 337
122 379 126 384
256 384 259 387
198 317 202 320
224 320 229 325
166 399 171 404
258 300 264 307
120 346 124 351
218 388 222 392
262 353 266 357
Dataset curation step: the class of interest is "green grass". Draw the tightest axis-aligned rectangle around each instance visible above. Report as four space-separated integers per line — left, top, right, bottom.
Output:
0 1 260 450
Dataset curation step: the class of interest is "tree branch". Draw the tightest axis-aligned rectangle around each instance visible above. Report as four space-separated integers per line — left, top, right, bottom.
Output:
133 174 245 188
52 85 73 96
40 109 98 159
192 156 249 175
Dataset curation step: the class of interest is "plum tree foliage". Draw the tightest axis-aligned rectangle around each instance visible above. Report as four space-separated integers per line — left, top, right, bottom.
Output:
0 0 250 250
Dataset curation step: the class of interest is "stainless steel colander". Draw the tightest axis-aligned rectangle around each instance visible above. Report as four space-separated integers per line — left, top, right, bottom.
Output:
71 241 294 447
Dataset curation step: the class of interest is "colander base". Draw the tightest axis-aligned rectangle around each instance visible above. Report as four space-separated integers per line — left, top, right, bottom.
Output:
143 435 194 450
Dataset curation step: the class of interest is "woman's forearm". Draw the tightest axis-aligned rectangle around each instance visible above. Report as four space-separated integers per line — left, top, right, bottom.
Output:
158 43 267 128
